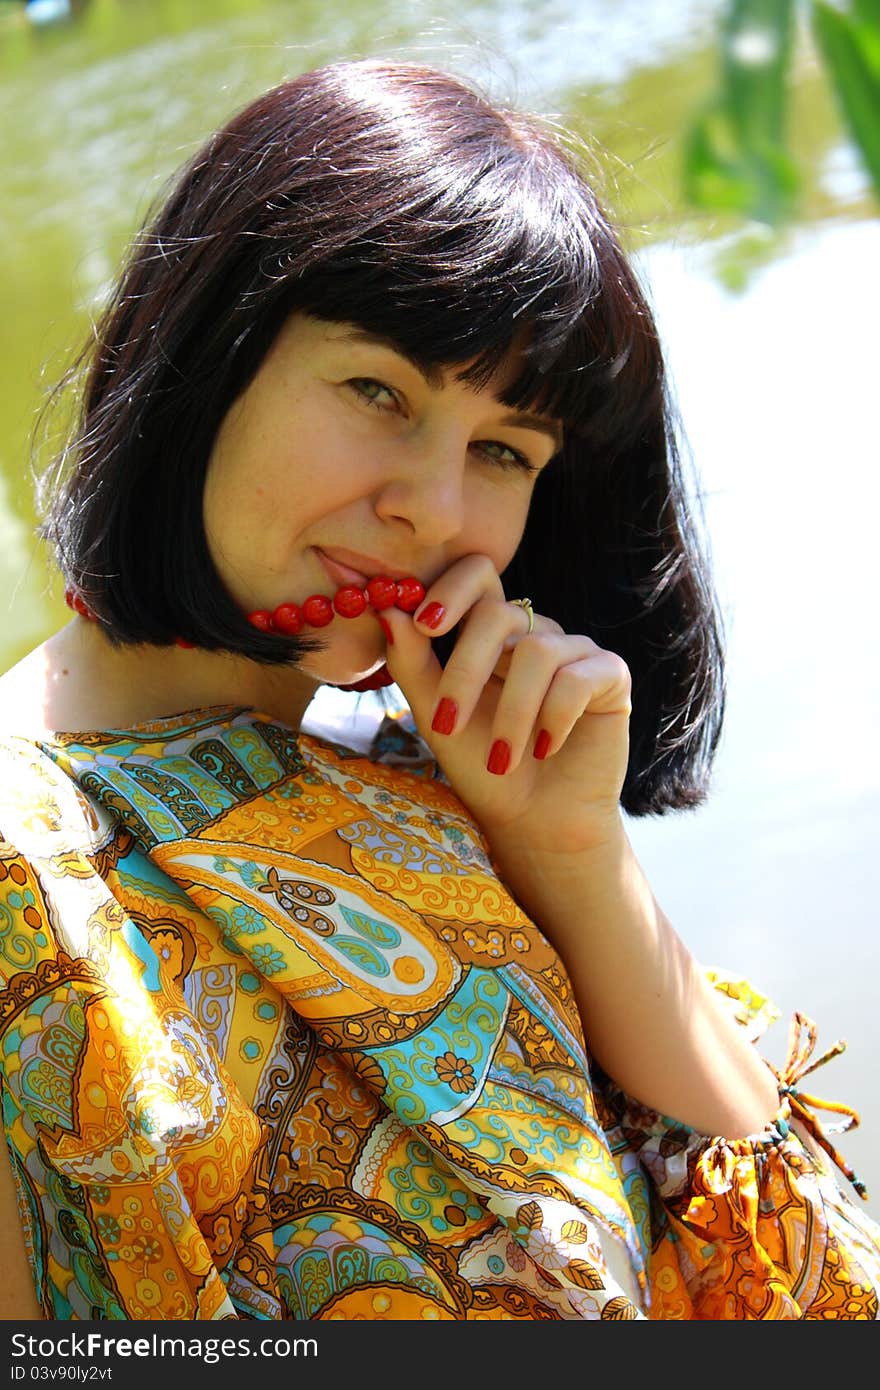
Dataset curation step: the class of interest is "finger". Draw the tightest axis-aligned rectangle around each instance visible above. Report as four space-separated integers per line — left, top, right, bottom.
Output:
490 613 568 678
523 650 632 761
427 595 562 735
377 603 445 732
411 552 505 637
380 553 512 740
484 633 600 771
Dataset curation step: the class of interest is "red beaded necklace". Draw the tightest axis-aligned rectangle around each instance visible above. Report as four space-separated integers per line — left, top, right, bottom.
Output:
63 574 426 694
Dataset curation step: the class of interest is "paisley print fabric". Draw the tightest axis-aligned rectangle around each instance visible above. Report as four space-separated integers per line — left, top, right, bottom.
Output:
0 704 878 1321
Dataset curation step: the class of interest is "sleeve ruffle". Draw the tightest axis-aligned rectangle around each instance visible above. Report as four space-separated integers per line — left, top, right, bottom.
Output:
598 972 880 1318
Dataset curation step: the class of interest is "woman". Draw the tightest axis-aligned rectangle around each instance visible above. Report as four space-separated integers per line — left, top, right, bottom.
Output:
0 58 877 1321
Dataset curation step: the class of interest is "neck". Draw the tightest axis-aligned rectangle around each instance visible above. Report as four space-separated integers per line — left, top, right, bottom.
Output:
40 618 321 734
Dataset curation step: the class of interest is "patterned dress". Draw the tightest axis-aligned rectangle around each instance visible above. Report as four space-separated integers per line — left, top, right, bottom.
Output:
1 705 878 1320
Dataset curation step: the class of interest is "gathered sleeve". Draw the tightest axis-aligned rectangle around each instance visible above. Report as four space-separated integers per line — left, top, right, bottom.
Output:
596 972 880 1319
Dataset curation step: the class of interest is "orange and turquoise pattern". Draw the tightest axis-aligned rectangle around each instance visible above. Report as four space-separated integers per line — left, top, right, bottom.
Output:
0 706 878 1320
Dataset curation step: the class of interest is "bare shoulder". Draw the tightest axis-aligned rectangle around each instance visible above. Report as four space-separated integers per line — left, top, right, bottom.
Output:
0 626 111 741
0 643 56 741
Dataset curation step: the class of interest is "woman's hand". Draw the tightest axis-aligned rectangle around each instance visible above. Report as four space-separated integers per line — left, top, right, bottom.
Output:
379 553 632 857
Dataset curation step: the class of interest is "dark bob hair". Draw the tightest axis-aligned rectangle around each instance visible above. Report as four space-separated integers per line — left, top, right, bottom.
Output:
37 58 726 818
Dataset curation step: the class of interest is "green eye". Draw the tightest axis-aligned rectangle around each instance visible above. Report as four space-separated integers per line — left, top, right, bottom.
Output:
477 440 536 473
350 378 397 408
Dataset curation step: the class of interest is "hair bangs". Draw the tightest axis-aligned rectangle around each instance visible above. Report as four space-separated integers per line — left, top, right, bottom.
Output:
287 154 619 444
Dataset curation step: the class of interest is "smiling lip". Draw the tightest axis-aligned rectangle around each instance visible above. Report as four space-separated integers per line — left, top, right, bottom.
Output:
315 547 415 587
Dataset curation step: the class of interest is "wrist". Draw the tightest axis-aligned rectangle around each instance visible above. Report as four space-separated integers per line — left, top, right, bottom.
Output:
486 807 627 879
486 811 631 928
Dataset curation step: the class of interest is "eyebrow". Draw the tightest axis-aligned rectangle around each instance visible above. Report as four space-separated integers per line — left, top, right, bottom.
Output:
337 328 564 450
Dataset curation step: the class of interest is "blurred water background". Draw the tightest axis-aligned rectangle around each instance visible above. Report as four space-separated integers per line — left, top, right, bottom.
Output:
2 0 878 1218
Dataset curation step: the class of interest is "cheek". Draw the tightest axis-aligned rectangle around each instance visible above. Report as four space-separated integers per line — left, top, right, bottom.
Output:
204 402 260 519
467 484 533 571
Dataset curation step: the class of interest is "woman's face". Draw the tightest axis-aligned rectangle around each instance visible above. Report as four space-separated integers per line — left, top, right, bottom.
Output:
203 313 561 684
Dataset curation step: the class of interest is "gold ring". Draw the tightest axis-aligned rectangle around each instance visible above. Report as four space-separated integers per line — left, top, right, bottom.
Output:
510 597 535 634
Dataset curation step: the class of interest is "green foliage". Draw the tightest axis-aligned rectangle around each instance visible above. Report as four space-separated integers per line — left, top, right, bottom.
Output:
684 0 880 225
812 0 880 194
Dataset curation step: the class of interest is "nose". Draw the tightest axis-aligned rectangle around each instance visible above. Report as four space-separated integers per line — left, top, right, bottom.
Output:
372 435 466 544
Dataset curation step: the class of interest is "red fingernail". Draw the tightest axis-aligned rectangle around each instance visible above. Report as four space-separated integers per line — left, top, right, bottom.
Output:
378 615 394 644
487 739 511 776
533 729 552 760
431 697 458 735
415 601 446 630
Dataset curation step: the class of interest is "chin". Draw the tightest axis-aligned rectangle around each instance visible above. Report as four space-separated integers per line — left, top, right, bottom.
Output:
304 640 386 688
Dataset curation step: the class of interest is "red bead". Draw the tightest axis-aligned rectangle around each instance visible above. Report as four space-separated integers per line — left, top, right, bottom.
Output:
365 575 399 610
272 602 303 635
175 637 196 649
302 594 335 627
368 665 396 688
333 585 368 619
395 577 426 612
248 610 275 632
337 664 396 691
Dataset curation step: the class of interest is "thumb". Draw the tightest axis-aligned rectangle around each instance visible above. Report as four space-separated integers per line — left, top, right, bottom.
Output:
379 605 444 734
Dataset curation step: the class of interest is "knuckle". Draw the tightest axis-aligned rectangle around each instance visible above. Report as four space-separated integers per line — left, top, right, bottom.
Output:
552 665 586 697
475 592 504 618
456 553 503 592
496 696 534 728
612 654 632 693
474 553 501 582
512 632 559 662
442 655 483 685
